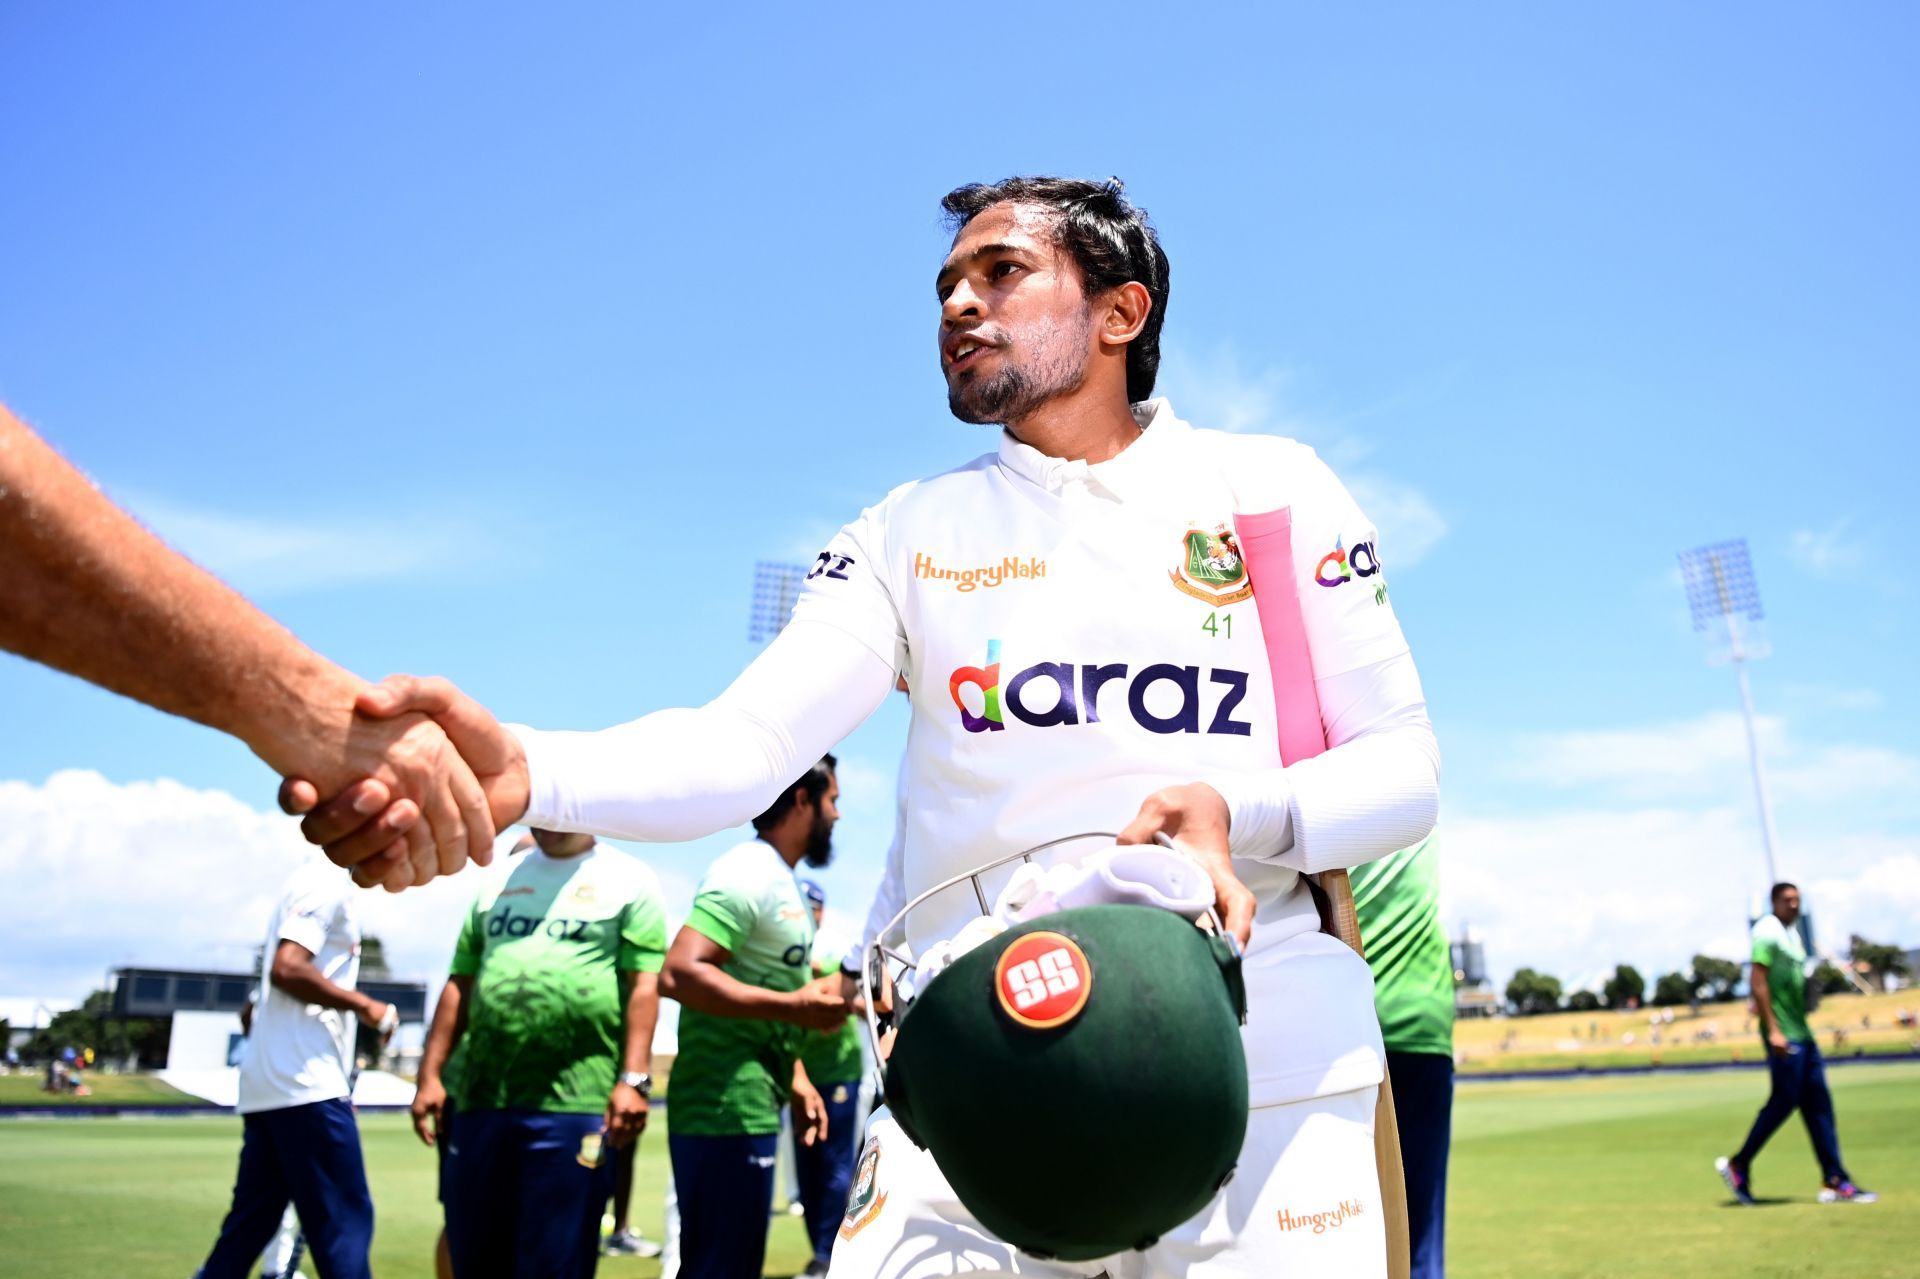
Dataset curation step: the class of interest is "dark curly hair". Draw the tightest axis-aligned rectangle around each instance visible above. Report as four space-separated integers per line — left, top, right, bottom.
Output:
941 176 1171 405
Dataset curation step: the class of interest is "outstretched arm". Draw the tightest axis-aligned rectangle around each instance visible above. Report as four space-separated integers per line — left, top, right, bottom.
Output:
296 618 897 859
0 404 494 888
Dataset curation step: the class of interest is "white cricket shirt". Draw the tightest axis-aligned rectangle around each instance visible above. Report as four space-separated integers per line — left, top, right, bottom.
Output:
519 398 1438 1105
236 858 363 1115
795 400 1419 1102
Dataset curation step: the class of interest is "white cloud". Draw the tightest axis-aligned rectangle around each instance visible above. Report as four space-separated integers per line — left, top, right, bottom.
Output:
116 492 494 597
0 771 510 1003
1454 705 1920 988
1779 683 1885 714
1789 519 1851 573
1504 711 1920 817
1157 345 1448 567
1345 475 1449 570
1442 805 1920 992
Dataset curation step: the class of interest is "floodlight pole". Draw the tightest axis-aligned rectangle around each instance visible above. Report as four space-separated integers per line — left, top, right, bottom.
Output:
1713 554 1781 888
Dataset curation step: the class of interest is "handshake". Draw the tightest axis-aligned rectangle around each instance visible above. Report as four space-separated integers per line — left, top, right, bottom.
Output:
272 675 529 893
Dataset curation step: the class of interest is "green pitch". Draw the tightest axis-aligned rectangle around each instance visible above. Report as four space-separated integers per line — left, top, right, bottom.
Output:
0 1064 1912 1277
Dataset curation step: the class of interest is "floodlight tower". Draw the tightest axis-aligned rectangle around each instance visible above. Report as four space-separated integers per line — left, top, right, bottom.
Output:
1677 538 1780 887
747 560 809 643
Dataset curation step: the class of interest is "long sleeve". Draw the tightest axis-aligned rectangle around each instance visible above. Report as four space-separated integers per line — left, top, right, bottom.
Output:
1208 636 1440 874
511 619 898 841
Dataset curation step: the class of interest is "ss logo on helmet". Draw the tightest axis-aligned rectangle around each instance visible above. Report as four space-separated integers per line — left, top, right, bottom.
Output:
994 932 1092 1029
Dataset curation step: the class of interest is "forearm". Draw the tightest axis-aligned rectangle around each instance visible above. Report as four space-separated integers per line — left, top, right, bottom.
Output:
418 979 467 1081
0 406 362 774
1210 652 1440 872
620 974 658 1075
514 620 894 840
271 957 373 1015
665 960 803 1024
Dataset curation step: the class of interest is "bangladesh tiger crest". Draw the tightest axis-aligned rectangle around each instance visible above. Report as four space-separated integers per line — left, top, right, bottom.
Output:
1170 522 1253 604
839 1135 888 1239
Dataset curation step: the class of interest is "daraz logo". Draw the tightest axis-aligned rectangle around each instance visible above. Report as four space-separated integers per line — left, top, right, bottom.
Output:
947 640 1252 736
1314 538 1382 588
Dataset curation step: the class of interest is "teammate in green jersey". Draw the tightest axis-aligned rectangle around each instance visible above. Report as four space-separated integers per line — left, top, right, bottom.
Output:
660 757 855 1279
1718 882 1876 1205
1352 831 1452 1279
417 828 669 1277
793 878 868 1278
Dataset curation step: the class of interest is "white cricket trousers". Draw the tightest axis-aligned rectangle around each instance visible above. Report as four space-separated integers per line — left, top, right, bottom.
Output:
826 1085 1384 1279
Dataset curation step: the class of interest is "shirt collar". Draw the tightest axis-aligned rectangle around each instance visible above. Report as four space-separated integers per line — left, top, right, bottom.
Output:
994 398 1190 499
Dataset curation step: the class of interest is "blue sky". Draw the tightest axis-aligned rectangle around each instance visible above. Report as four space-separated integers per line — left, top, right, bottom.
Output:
2 4 1916 1008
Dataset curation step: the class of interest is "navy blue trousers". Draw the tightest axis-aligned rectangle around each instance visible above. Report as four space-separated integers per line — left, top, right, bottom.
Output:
1388 1051 1454 1279
1733 1038 1848 1183
669 1131 778 1279
200 1097 373 1279
794 1085 863 1265
443 1108 612 1278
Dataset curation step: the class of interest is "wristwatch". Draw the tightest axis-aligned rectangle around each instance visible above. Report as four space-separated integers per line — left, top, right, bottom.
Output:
618 1071 653 1098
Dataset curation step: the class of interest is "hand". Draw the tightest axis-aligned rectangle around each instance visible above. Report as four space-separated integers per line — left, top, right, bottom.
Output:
357 999 394 1032
604 1081 649 1148
281 676 530 883
1117 782 1256 946
791 1076 828 1148
411 1075 447 1147
784 976 853 1032
1767 1029 1789 1056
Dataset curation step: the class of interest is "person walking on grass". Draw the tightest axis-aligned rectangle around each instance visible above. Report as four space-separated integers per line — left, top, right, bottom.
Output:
1717 882 1876 1205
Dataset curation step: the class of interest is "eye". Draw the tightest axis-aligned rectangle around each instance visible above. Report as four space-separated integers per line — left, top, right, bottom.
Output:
991 260 1022 280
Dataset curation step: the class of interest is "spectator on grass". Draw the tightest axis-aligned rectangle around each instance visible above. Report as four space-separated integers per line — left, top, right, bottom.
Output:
1716 883 1878 1207
660 758 852 1279
195 858 395 1279
791 877 868 1279
1353 831 1453 1279
415 828 668 1279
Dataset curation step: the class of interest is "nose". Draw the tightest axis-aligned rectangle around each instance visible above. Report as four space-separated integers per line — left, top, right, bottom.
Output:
941 277 984 327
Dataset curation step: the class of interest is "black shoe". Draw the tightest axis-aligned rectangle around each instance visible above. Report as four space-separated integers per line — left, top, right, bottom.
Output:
1715 1156 1755 1205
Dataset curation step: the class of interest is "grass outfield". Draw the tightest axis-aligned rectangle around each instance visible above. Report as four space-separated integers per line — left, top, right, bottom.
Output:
0 1072 199 1106
0 1064 1911 1277
1454 989 1920 1075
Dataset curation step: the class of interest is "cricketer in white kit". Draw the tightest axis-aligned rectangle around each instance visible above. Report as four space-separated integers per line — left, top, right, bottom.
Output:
296 175 1439 1279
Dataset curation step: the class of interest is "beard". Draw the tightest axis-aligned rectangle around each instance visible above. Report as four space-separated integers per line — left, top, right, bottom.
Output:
802 814 834 868
946 308 1092 425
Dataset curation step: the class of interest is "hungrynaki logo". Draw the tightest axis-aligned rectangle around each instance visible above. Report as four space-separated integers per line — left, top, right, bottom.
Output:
948 640 1252 736
1314 537 1387 604
1276 1199 1365 1235
915 551 1046 593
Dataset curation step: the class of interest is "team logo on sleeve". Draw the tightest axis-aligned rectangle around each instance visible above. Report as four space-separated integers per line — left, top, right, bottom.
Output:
994 932 1092 1029
1170 522 1254 604
839 1135 889 1239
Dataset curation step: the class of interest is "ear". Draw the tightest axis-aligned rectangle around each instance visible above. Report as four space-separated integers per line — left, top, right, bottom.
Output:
1098 281 1152 352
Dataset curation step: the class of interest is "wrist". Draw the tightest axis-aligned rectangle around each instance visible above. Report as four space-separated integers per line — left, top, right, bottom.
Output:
248 660 365 782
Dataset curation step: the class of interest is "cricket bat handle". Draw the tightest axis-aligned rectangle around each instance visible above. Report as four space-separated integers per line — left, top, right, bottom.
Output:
1315 868 1412 1279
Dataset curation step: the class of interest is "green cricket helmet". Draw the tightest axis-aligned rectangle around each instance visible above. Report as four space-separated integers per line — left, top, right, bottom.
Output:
882 903 1249 1262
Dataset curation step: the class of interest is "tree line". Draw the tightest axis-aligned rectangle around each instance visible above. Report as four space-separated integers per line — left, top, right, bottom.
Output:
1502 934 1911 1016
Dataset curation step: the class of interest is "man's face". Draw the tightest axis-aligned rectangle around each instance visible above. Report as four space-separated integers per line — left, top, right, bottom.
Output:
1775 887 1801 924
803 773 840 869
531 827 594 857
936 202 1095 425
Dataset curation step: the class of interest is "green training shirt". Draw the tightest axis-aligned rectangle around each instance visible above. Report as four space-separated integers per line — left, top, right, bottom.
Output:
669 839 815 1136
449 845 667 1114
799 938 865 1086
1350 832 1454 1057
1750 913 1811 1043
